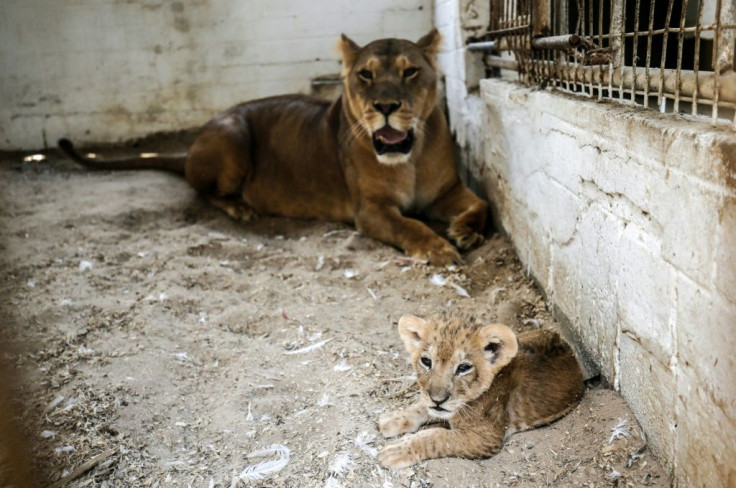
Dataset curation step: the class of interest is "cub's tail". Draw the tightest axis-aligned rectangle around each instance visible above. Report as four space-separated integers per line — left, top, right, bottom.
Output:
58 138 187 175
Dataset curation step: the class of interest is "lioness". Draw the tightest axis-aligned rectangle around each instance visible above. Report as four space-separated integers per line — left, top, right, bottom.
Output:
58 30 488 265
378 314 584 468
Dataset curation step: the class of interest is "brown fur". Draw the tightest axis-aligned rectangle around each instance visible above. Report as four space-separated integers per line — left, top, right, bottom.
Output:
58 30 488 265
377 313 584 468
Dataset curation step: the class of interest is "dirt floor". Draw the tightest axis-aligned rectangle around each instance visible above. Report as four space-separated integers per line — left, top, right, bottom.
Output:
0 147 671 487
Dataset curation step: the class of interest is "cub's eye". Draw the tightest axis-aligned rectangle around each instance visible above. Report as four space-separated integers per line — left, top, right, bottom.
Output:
403 67 419 79
358 69 373 81
420 356 432 369
456 363 473 375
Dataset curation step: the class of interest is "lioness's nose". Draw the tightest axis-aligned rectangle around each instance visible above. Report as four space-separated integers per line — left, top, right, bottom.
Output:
374 101 401 116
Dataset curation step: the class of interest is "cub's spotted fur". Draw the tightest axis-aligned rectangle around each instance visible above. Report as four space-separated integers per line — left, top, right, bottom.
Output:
378 314 584 468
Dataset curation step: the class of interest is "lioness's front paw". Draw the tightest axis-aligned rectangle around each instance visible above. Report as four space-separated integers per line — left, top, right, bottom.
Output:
378 412 413 438
447 204 487 250
378 440 416 469
448 225 484 250
409 239 461 266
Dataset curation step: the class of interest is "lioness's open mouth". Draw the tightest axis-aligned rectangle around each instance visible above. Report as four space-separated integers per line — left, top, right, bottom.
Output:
372 127 414 155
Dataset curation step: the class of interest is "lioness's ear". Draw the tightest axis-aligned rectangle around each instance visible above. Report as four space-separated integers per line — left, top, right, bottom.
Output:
476 324 518 368
338 34 361 75
398 315 429 355
416 28 442 65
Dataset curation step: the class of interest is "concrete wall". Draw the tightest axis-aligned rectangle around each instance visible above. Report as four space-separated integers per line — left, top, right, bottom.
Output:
0 0 432 151
436 1 736 486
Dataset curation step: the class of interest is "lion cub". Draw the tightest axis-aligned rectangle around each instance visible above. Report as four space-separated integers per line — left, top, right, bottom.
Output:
377 314 584 468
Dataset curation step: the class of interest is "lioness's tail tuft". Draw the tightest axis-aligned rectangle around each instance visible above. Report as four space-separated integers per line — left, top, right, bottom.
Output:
57 138 75 154
57 138 187 175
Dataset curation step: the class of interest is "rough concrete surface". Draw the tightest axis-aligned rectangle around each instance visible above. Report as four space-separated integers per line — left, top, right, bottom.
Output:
0 148 670 487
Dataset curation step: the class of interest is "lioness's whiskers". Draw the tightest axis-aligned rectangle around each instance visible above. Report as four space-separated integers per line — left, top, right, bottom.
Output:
413 119 427 138
342 120 368 146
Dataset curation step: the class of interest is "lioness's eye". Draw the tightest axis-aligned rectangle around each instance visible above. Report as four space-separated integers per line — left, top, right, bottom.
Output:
420 356 432 369
403 67 419 78
358 69 373 81
456 363 473 375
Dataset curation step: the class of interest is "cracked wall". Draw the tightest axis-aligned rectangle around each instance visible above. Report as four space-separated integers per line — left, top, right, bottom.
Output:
0 0 432 151
435 2 736 486
477 81 736 487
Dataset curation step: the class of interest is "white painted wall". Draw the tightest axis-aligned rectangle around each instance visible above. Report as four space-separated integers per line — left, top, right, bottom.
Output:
436 1 736 486
0 0 432 151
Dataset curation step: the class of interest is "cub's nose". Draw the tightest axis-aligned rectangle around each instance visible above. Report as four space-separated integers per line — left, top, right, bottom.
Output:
429 392 450 406
373 101 401 116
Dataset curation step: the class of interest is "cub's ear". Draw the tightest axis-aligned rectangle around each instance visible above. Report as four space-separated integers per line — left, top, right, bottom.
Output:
476 324 518 368
398 315 429 356
338 34 361 75
416 28 442 65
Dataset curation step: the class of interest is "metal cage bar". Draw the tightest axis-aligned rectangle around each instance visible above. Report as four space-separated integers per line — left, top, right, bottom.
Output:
473 0 736 126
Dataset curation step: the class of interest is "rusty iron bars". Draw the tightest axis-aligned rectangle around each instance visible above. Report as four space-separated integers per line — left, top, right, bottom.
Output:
469 0 736 127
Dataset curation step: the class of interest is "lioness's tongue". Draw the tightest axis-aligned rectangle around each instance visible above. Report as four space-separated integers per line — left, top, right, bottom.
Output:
374 126 408 145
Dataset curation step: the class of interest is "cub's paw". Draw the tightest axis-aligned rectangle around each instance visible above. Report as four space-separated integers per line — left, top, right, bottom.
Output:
378 440 416 469
378 411 415 438
409 239 462 266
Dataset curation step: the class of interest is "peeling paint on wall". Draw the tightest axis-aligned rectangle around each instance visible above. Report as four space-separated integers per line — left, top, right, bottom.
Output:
0 0 433 150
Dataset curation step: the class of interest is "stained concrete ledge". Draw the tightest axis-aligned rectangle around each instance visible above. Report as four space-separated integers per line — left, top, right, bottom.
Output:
472 78 736 487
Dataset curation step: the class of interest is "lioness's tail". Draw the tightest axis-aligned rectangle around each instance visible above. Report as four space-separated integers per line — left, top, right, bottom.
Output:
58 138 187 175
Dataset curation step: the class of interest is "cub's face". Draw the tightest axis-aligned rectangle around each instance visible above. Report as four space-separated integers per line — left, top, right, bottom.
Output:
398 315 519 420
338 30 441 165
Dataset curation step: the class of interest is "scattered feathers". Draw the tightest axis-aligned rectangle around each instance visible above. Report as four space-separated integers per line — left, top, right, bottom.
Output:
450 283 470 298
429 273 447 286
609 418 630 443
239 444 290 481
284 338 333 355
328 452 352 476
324 476 345 488
354 432 378 458
430 273 470 297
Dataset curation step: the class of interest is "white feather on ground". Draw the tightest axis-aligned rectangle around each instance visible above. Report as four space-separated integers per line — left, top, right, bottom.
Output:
354 432 378 458
609 418 630 443
450 283 470 298
284 338 333 355
430 273 470 297
317 393 332 406
239 444 291 481
429 273 447 286
324 476 346 488
327 452 352 476
333 358 352 372
489 287 506 304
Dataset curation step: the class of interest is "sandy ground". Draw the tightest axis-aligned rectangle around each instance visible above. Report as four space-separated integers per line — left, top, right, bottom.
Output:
0 147 671 487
